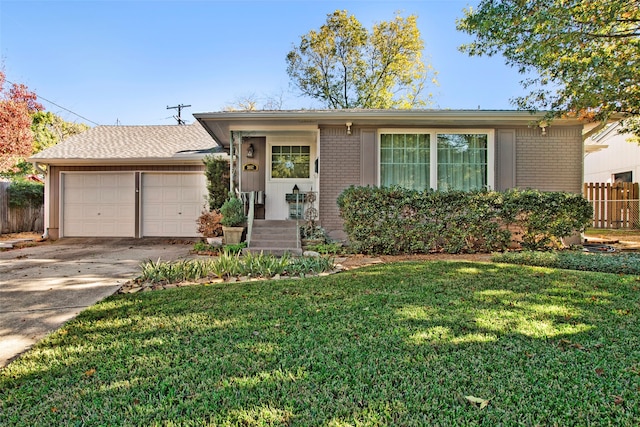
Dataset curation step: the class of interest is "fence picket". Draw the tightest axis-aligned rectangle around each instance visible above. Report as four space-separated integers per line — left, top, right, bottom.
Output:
583 182 640 229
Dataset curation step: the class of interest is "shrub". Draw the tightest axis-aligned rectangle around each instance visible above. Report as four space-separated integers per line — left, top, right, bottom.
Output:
337 186 592 255
196 209 223 237
203 156 230 210
220 196 246 227
7 179 44 209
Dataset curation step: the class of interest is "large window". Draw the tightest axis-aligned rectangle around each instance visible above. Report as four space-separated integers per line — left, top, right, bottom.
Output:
379 131 492 191
271 145 310 179
380 133 430 190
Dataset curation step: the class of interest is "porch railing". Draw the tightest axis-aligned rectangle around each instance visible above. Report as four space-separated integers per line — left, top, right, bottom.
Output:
239 191 255 246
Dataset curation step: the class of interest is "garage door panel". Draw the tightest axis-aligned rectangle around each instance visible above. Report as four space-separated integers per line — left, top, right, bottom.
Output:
63 173 135 237
141 173 207 237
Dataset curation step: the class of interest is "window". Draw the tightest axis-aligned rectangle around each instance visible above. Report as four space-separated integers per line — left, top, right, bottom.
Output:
437 134 487 191
614 171 632 183
379 131 492 191
380 133 430 190
271 145 310 179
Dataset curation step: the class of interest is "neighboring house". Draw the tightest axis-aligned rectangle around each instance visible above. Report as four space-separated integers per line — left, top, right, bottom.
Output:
29 123 224 239
584 122 640 184
195 109 586 240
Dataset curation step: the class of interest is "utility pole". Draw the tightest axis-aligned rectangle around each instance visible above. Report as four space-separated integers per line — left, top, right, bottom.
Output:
166 104 191 125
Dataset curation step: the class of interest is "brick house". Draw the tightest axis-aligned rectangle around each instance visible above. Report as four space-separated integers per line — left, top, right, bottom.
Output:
30 110 586 241
195 109 585 240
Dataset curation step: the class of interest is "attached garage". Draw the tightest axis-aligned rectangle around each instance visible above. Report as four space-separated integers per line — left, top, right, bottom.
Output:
62 172 135 237
29 123 226 240
141 173 207 237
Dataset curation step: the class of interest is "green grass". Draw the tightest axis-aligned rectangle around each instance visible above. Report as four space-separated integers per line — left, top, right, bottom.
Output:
1 261 639 426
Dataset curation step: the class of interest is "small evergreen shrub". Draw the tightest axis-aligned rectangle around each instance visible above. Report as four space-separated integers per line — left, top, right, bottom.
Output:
203 156 230 210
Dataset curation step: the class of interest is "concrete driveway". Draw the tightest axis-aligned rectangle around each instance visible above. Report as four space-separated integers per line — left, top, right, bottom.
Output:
0 238 196 368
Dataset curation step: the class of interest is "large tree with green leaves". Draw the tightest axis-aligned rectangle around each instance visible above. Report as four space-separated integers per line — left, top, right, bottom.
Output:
31 111 89 152
286 10 437 109
457 0 640 134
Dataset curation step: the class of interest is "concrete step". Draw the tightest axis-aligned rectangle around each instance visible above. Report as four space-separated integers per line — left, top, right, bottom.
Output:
248 220 300 255
242 247 303 257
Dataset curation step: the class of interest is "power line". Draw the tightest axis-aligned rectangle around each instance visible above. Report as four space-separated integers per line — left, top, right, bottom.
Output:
4 78 101 126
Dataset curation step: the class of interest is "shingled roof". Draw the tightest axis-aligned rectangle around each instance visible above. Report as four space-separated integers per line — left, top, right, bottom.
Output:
30 122 222 164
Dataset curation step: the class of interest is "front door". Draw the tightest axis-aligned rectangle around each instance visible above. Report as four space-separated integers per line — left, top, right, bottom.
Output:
241 137 266 219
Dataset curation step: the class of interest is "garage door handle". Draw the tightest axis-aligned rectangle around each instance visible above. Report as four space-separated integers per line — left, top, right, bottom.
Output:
178 212 182 215
97 213 101 215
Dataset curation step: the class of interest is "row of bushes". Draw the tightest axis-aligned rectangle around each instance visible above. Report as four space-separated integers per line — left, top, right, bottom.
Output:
337 186 592 254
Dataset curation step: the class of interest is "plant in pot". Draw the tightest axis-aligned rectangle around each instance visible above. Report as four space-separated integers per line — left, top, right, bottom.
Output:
196 209 223 246
220 196 247 245
300 221 327 248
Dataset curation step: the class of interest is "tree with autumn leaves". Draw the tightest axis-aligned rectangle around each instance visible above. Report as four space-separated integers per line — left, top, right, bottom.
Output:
457 0 640 137
0 71 44 172
0 71 88 174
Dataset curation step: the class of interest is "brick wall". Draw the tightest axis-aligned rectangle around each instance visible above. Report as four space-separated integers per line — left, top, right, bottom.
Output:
318 126 361 238
515 126 583 193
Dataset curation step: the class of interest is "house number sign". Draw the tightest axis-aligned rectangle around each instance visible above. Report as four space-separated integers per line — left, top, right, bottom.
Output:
243 163 258 171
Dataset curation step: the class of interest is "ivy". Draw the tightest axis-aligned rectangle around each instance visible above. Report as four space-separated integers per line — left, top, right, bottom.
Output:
337 186 592 255
7 179 44 209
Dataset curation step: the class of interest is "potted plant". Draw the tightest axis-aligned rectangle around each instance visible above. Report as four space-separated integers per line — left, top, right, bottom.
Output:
300 222 327 248
220 195 247 244
196 209 224 245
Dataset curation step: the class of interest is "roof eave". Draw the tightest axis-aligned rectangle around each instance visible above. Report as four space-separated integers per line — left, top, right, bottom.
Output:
28 155 226 167
194 110 586 147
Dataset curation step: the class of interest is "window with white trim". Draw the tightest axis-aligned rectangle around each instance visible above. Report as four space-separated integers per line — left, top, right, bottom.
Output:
379 130 493 191
271 145 310 179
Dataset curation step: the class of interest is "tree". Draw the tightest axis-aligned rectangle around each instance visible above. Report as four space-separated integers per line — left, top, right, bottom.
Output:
0 71 43 172
457 0 640 135
31 111 89 152
286 10 437 109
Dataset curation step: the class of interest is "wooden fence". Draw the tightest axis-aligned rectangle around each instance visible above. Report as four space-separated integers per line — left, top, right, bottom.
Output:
583 182 640 229
0 181 44 234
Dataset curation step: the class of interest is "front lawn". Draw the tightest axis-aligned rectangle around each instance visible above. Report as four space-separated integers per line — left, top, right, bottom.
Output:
1 261 639 426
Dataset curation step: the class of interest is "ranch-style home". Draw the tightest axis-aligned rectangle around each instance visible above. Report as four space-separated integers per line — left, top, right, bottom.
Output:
31 109 587 241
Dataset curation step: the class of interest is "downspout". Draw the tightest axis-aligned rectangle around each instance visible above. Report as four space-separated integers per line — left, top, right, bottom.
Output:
32 162 49 240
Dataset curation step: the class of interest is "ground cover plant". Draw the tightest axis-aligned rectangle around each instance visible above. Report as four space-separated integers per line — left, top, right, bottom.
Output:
1 261 639 425
137 250 335 284
493 250 640 275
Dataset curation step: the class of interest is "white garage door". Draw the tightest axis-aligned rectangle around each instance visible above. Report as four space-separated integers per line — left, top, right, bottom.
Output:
141 173 207 237
63 173 135 237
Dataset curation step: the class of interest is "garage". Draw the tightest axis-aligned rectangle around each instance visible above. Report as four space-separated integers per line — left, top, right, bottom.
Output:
29 123 224 240
62 172 135 237
141 173 208 237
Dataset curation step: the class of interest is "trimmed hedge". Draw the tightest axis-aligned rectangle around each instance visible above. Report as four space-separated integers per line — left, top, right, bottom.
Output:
337 186 592 254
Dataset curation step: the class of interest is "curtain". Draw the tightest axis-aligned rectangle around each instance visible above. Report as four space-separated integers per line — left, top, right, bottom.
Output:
380 134 430 190
437 134 487 191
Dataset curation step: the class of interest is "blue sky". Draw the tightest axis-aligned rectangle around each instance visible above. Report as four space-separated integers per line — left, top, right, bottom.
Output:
1 0 526 126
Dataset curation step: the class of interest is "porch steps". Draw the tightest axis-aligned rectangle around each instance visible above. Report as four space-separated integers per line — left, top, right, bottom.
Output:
245 220 302 256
